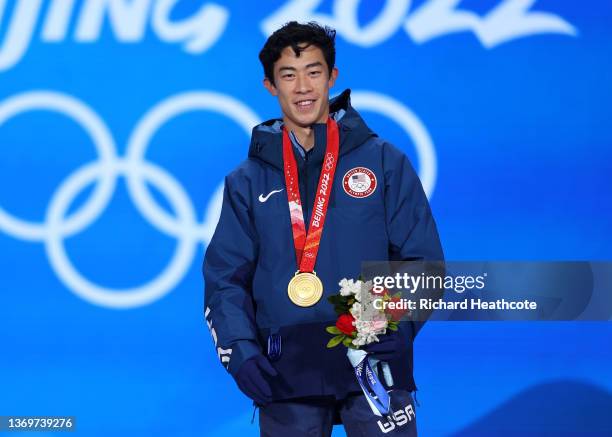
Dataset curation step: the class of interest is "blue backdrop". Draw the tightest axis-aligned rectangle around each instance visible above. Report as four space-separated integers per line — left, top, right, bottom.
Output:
1 0 611 435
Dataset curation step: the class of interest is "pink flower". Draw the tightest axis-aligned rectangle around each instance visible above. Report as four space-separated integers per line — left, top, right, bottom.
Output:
371 320 387 331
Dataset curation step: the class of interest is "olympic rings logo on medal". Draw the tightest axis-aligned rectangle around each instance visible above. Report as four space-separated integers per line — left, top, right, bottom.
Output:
343 167 377 198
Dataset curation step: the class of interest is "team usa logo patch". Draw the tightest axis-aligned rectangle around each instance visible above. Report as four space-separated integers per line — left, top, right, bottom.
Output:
342 167 377 198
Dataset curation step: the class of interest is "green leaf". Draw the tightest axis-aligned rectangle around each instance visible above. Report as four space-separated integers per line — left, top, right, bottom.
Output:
328 295 346 305
327 335 345 348
326 326 342 335
388 324 399 331
329 295 349 305
334 305 350 314
342 337 354 347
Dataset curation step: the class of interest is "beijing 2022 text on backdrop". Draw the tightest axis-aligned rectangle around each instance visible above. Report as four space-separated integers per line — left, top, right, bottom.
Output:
1 1 611 435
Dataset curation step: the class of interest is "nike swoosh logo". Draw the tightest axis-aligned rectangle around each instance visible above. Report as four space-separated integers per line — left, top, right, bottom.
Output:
258 189 284 203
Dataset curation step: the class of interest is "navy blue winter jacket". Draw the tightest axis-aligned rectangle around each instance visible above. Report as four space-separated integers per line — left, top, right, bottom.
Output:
203 89 443 400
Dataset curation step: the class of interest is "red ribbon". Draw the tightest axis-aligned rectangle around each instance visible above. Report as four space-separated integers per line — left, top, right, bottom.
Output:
282 118 340 273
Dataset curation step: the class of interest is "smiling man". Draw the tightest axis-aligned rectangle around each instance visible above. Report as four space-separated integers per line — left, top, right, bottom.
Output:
261 41 337 149
203 21 443 436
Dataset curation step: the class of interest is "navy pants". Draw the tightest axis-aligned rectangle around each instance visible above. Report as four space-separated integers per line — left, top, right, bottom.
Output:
259 390 417 436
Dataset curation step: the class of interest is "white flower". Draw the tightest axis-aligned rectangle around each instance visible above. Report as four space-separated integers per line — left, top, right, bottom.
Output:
350 280 362 297
339 278 362 297
339 278 350 293
352 336 367 347
366 332 380 344
350 302 363 320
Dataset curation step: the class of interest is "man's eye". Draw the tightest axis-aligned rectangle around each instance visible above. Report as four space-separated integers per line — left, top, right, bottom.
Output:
282 74 295 79
309 71 322 77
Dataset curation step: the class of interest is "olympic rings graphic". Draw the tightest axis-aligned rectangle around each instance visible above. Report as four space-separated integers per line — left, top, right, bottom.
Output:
0 90 436 309
324 153 335 171
0 91 259 308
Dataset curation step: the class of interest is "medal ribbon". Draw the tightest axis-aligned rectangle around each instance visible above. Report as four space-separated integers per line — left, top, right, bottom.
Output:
347 349 393 417
282 118 339 272
354 355 392 417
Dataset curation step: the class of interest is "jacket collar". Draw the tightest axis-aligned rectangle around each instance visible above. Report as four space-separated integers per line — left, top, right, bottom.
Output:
248 89 377 170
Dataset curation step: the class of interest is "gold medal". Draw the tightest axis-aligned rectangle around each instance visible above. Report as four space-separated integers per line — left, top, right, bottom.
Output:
287 271 323 307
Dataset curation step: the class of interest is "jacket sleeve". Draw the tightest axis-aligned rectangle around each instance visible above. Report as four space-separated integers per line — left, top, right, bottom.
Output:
383 143 445 337
203 174 261 376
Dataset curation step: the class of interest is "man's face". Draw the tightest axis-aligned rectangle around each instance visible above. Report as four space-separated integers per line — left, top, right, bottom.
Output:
264 44 338 129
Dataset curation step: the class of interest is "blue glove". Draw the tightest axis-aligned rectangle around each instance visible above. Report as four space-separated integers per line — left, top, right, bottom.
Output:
235 354 278 406
363 328 408 361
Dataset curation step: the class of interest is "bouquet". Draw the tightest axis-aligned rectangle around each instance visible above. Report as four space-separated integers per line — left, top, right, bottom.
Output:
325 278 407 417
326 278 404 348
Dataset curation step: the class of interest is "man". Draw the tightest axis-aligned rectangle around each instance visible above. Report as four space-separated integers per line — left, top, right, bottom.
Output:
203 21 443 436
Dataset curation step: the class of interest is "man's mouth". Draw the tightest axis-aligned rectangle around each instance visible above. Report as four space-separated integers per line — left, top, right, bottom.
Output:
295 99 316 112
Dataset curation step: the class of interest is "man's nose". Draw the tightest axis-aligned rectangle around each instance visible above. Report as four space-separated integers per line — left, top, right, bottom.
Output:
295 73 312 93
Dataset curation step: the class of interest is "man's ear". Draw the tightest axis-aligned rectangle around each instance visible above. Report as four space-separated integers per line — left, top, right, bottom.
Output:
263 77 278 96
328 67 339 88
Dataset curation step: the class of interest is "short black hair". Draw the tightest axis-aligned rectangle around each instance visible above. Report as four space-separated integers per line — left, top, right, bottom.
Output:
259 21 336 86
